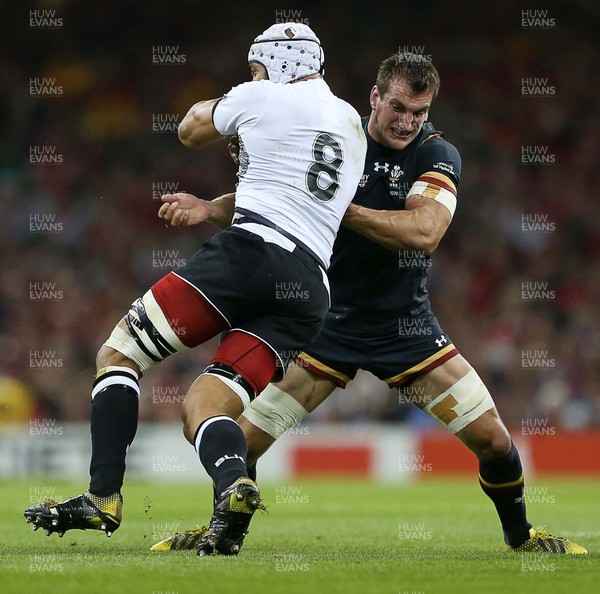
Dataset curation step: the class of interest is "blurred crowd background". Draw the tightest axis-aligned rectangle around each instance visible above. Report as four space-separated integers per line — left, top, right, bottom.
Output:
1 0 599 431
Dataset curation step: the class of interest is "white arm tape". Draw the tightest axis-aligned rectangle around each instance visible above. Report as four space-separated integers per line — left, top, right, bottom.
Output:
407 180 457 218
242 383 309 439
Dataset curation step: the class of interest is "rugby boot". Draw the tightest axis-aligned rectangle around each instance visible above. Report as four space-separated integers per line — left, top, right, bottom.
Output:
151 526 211 551
25 491 122 537
506 526 587 554
197 478 266 556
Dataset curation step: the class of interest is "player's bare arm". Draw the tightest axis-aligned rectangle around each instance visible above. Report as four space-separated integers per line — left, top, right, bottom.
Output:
178 98 223 149
158 192 235 229
342 195 451 254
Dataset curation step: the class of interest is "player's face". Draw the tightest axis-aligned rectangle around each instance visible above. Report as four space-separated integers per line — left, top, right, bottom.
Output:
249 62 268 81
368 77 432 150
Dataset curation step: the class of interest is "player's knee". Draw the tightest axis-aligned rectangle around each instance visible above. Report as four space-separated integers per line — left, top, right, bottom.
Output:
464 419 512 461
180 401 194 443
482 425 512 460
102 290 190 375
96 343 137 373
179 388 214 443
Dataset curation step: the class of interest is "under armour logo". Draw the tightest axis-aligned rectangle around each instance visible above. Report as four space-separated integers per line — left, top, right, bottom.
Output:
374 161 389 172
435 335 448 347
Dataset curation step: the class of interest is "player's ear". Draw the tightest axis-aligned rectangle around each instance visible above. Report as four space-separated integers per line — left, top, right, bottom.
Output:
369 85 380 110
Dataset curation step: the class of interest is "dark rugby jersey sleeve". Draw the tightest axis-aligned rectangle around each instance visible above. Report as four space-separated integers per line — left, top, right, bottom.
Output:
408 134 462 217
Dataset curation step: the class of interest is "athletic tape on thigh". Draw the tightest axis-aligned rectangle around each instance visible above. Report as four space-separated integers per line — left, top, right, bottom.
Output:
423 368 495 434
104 290 187 374
242 383 309 439
201 370 252 409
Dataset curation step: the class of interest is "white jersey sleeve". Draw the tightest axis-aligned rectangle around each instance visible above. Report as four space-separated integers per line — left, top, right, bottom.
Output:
212 82 270 137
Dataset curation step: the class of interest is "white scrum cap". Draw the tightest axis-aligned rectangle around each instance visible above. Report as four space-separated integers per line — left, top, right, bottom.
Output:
248 22 324 84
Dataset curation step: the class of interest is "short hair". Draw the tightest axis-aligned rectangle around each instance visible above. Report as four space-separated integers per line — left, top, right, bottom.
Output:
376 52 440 100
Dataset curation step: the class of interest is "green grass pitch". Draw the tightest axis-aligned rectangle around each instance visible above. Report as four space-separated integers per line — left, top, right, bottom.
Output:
1 477 598 594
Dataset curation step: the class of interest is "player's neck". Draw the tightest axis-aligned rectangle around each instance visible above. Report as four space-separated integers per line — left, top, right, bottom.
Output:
290 74 322 84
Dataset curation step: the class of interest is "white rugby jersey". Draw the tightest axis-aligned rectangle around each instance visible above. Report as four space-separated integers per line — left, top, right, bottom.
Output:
212 78 366 268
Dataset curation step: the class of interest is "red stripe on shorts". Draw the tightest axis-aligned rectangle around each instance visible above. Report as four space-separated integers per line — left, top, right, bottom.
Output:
150 272 229 347
211 330 277 396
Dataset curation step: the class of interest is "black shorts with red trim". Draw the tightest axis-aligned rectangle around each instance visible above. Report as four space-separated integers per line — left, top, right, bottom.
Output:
172 226 330 381
297 314 459 388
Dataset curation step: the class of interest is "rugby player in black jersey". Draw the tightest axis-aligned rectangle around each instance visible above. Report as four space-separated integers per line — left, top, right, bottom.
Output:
155 52 586 556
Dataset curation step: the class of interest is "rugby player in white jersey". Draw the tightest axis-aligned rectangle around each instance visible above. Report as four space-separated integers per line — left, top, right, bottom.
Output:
155 52 587 556
24 22 367 556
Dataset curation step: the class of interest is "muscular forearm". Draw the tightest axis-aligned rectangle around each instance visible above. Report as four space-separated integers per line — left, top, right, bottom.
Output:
208 193 236 229
342 202 444 254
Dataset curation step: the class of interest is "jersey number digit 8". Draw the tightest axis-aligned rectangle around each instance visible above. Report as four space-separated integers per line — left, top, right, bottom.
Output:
306 132 344 202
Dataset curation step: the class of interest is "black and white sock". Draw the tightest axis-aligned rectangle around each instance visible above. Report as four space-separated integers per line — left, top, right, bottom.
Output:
194 416 248 498
89 367 140 497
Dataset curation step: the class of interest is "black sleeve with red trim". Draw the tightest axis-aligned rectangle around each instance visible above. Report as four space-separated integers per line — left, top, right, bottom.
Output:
414 133 462 193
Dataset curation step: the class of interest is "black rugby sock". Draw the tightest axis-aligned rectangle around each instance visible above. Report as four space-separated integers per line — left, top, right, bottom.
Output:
89 368 140 496
195 416 248 498
479 442 532 547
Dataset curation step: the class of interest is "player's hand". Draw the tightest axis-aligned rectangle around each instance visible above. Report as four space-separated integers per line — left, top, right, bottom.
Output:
228 135 240 166
158 193 212 227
